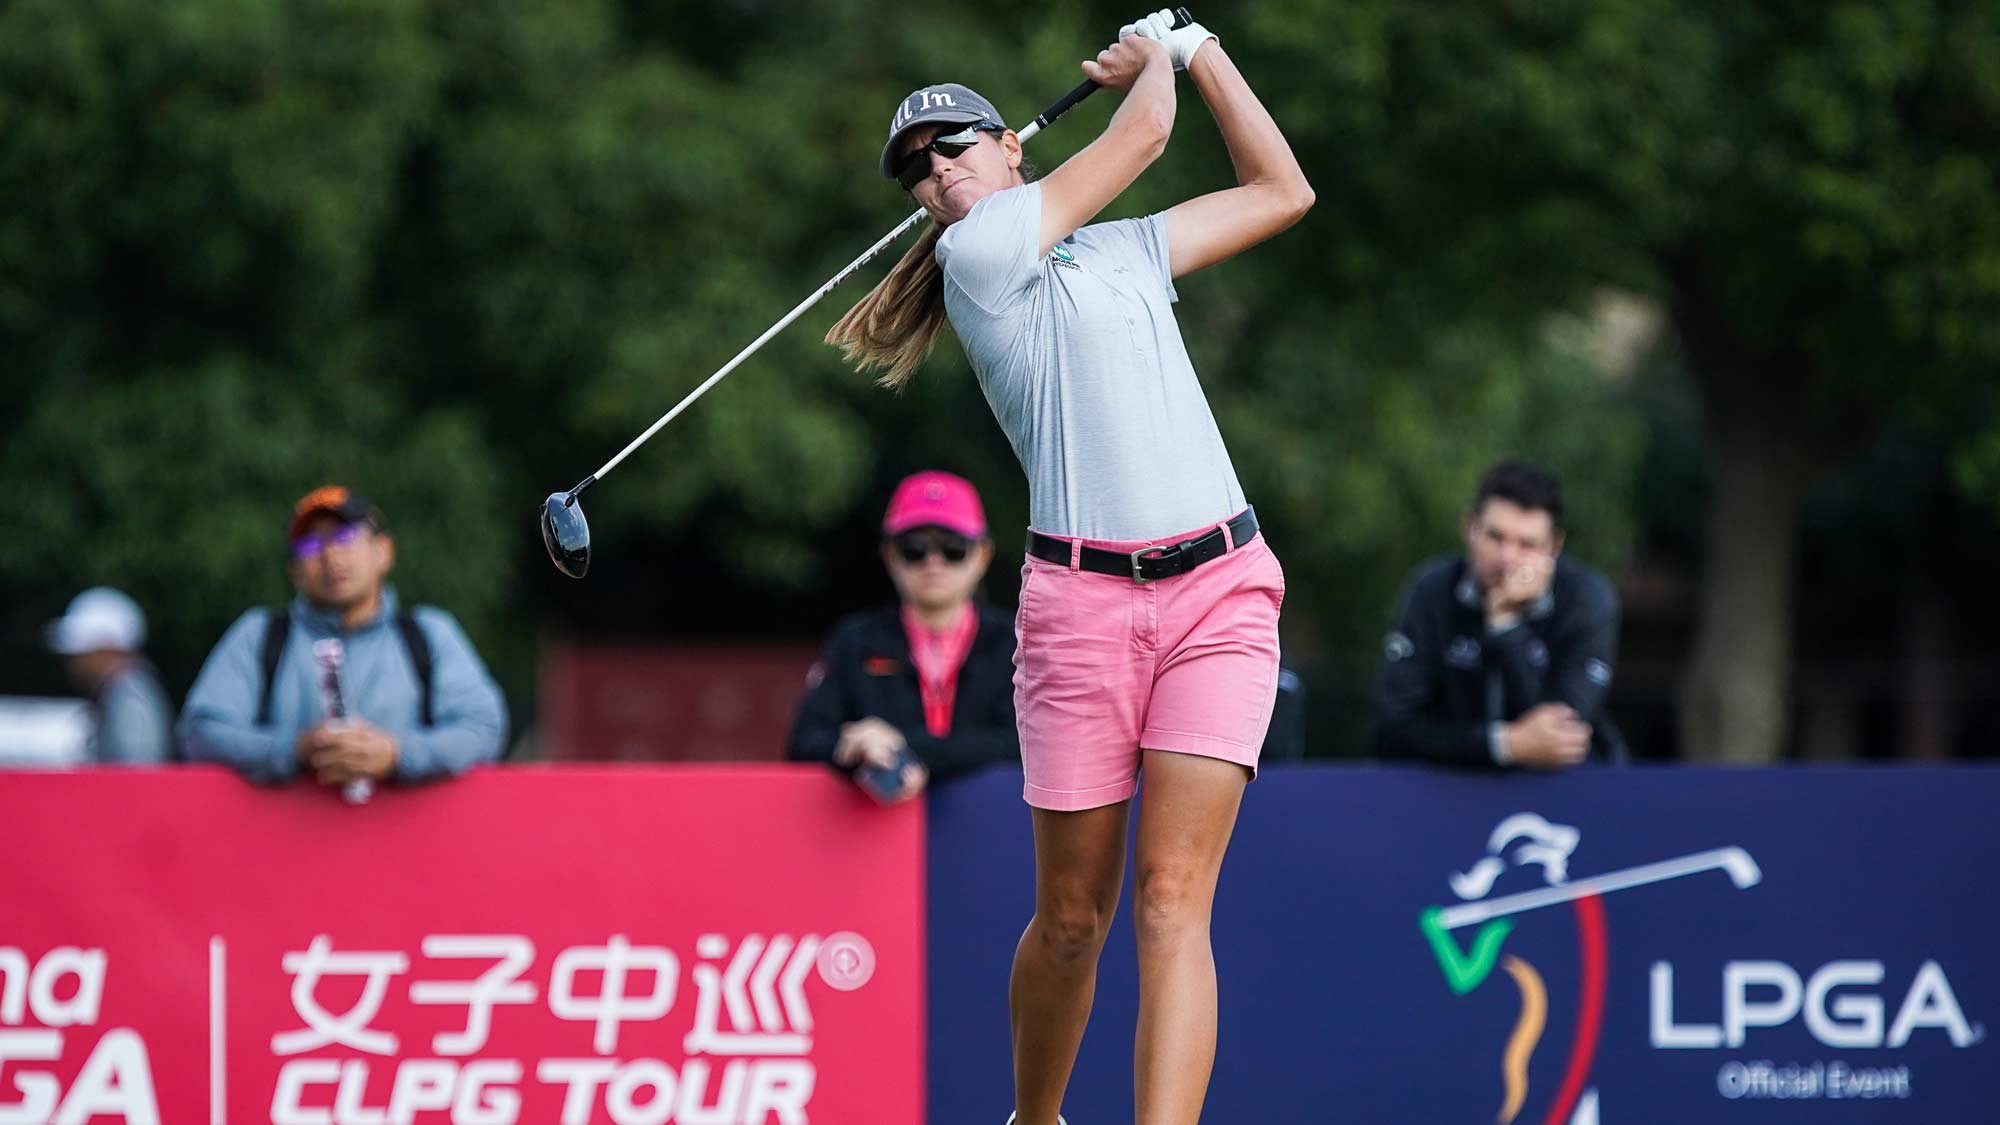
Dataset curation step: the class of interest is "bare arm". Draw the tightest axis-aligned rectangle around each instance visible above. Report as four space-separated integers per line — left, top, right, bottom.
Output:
1163 44 1314 278
1035 34 1177 257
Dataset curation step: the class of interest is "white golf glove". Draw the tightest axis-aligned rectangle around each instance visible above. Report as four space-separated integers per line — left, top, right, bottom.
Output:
1121 8 1216 71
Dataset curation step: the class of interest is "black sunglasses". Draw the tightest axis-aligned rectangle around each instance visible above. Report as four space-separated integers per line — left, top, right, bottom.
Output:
891 532 973 565
893 125 1000 191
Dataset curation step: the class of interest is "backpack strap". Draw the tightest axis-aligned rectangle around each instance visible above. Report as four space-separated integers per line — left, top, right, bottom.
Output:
255 607 290 727
396 609 435 728
257 605 435 728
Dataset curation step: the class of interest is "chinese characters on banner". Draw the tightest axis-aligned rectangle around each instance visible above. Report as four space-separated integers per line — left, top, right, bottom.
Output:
0 768 923 1123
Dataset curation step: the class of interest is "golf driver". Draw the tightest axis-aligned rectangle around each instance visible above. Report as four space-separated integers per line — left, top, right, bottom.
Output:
541 9 1196 577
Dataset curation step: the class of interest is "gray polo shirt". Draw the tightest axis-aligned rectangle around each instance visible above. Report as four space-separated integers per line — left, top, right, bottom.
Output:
936 182 1247 541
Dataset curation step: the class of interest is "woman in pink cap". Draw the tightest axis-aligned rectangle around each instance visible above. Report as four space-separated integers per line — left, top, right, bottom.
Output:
787 471 1021 803
826 10 1311 1124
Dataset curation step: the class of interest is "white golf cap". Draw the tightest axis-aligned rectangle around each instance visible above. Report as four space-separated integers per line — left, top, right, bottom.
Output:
46 587 147 655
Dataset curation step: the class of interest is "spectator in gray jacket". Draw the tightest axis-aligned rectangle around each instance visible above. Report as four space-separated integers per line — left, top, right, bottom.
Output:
46 587 173 764
179 486 507 787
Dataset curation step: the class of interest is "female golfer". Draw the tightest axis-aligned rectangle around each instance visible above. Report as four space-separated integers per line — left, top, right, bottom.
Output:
828 11 1311 1123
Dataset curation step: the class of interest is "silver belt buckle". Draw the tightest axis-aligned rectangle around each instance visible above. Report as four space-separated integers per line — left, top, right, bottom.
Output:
1130 546 1171 583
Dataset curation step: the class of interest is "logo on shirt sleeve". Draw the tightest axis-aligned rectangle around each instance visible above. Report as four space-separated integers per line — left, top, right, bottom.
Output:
1385 633 1416 662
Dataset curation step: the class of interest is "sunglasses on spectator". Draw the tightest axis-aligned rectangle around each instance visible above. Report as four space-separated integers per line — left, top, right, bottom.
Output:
894 125 1001 191
291 523 369 560
891 532 974 565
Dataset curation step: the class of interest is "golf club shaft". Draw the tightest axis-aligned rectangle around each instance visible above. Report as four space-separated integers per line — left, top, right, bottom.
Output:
577 8 1195 488
582 207 927 485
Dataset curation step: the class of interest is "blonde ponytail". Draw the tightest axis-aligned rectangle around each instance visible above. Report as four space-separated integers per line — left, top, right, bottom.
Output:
826 156 1037 390
825 222 948 391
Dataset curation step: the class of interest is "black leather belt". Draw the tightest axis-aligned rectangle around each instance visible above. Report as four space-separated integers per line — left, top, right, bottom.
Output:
1027 508 1260 584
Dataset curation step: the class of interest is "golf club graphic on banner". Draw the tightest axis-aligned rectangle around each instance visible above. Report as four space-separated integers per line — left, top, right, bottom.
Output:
927 768 1995 1123
539 12 1196 577
1421 815 1762 1124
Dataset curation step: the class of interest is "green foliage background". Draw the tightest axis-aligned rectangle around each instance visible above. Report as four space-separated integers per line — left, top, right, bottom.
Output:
4 0 1994 757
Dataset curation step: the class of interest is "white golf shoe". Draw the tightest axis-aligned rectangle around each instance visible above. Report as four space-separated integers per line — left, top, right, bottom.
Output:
1004 1116 1067 1125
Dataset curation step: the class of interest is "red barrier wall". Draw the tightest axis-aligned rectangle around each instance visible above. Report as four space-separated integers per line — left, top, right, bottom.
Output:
0 766 922 1124
538 645 819 763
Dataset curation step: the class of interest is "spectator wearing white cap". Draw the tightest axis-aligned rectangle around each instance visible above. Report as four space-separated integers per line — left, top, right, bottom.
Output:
45 587 173 764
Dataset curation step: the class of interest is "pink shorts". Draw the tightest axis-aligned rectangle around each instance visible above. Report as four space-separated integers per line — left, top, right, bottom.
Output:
1012 514 1286 811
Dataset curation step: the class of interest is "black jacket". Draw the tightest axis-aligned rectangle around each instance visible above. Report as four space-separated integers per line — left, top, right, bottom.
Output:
786 605 1020 782
1374 555 1627 766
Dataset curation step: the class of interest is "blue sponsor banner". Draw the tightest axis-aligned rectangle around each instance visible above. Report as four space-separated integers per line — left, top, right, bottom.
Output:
928 766 1998 1123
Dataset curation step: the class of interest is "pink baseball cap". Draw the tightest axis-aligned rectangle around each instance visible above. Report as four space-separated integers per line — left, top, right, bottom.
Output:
882 470 986 538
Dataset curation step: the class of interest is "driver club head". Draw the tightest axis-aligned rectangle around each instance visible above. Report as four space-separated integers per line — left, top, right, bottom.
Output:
541 492 591 578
